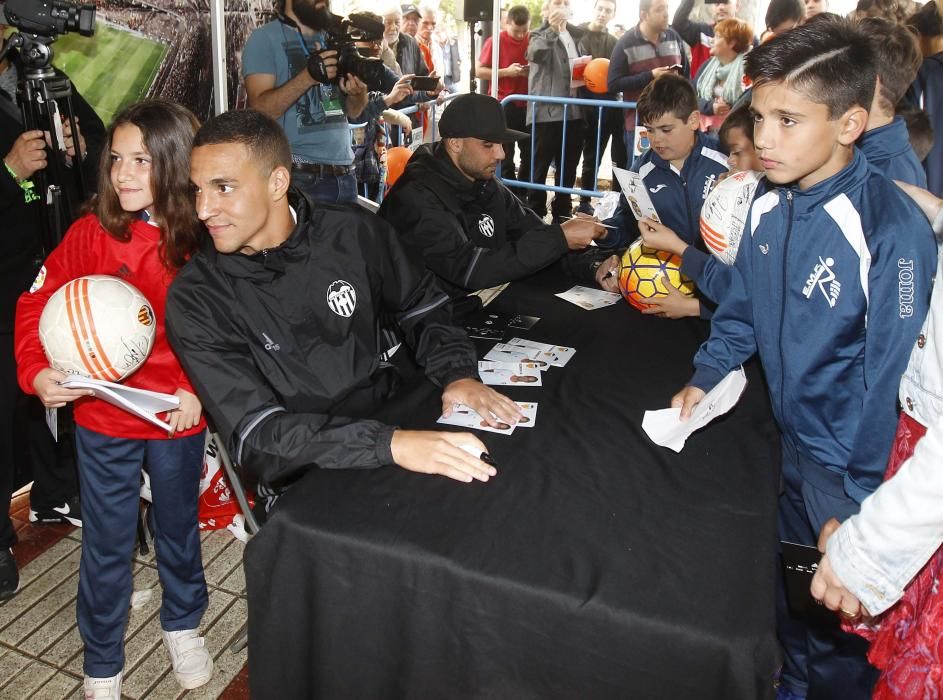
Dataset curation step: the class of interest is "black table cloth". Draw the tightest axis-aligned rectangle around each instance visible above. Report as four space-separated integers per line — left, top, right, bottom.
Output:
244 269 782 699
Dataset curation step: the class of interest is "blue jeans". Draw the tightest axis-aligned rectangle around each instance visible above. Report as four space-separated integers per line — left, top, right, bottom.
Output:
291 170 358 205
777 437 879 699
75 427 207 677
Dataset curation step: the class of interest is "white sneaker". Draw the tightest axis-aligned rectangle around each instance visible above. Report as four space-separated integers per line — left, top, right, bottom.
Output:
162 628 214 690
84 672 122 700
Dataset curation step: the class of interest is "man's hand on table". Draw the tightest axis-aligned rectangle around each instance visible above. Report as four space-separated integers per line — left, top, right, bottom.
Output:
442 377 523 427
671 385 705 420
391 430 496 483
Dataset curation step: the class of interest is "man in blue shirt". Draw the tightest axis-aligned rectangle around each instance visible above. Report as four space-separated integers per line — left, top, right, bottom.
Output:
242 0 369 204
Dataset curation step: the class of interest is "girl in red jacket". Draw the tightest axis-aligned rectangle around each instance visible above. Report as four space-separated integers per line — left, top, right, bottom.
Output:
14 100 212 699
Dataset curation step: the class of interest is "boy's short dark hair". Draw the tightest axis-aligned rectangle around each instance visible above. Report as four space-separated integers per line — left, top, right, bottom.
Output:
897 103 935 161
858 17 922 112
719 103 755 148
596 0 617 9
854 0 910 23
193 109 292 175
637 73 698 125
765 0 804 30
745 18 876 119
507 5 529 25
907 0 943 39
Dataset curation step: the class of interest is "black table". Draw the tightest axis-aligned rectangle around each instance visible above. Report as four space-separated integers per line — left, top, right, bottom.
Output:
244 271 782 699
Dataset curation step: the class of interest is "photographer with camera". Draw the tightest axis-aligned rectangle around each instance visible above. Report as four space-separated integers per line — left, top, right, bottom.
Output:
1 4 104 598
243 0 370 204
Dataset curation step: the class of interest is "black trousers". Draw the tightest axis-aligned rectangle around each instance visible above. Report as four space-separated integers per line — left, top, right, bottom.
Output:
500 102 533 199
0 331 79 548
580 106 628 203
527 119 584 219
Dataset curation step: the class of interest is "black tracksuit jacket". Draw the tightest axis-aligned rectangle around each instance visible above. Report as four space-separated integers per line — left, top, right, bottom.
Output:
378 143 569 298
166 193 477 494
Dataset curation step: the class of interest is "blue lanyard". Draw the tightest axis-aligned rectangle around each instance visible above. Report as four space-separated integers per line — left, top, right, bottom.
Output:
294 27 311 58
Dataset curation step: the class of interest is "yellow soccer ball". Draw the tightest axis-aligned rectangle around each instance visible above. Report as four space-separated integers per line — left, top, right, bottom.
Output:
619 239 696 311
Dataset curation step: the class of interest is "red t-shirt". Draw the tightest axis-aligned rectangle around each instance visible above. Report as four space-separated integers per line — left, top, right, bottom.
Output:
478 30 529 106
15 214 205 440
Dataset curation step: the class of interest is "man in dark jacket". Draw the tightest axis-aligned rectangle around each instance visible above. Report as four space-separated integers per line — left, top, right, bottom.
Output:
378 93 605 303
1 20 104 597
167 110 521 514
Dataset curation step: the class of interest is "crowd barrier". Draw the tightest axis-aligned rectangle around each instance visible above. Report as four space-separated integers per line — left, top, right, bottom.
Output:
351 92 462 203
499 94 638 200
353 92 636 204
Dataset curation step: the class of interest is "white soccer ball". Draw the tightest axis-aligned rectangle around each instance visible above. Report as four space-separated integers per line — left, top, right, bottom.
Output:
699 170 763 265
38 275 156 382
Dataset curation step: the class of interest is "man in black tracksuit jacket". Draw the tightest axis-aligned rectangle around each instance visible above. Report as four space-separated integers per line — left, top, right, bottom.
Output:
378 93 604 303
167 110 521 511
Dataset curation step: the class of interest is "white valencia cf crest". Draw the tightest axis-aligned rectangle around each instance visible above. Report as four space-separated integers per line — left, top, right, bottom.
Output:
326 280 357 317
477 214 495 238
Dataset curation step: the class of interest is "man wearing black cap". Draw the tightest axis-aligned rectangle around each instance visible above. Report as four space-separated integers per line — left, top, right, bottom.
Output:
378 93 605 302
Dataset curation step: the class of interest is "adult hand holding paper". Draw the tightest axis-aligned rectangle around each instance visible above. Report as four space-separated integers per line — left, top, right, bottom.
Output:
641 369 747 452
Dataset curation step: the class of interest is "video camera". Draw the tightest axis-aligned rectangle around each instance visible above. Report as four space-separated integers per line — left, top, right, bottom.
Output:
321 12 385 91
3 0 96 38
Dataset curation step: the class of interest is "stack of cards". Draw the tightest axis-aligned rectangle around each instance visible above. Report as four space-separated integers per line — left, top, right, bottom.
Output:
436 339 574 435
437 401 538 435
555 286 622 310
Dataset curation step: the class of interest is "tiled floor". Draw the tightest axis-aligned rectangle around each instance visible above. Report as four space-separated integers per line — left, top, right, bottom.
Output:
0 490 251 699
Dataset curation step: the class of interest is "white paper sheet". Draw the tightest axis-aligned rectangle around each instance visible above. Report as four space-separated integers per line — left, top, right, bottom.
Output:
60 376 180 431
641 368 747 453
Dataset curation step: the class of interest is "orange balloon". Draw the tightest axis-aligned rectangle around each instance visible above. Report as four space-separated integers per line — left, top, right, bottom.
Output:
385 146 412 190
583 58 610 94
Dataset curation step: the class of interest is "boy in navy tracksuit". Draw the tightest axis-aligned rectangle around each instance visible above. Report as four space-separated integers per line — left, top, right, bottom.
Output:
671 21 937 700
856 17 927 187
596 74 729 319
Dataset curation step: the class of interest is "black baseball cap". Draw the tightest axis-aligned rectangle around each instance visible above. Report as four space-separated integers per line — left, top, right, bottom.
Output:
439 93 529 143
401 4 421 18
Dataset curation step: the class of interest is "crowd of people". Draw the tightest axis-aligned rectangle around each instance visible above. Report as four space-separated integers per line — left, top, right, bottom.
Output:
4 0 943 698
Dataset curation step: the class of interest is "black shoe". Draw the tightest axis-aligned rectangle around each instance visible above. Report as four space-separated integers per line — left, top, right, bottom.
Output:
577 200 594 215
0 549 19 601
29 496 82 527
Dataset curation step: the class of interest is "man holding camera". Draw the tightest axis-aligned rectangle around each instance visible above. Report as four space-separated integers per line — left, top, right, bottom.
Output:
243 0 370 204
1 8 104 598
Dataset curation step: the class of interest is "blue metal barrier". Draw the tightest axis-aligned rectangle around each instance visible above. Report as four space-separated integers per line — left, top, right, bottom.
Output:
352 92 462 203
498 94 638 200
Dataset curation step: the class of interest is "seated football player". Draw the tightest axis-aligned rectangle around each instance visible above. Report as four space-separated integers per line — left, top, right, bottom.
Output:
595 74 730 319
378 93 605 310
166 110 523 516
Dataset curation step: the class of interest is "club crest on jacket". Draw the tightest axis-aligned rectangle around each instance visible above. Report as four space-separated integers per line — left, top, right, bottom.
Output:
327 280 357 317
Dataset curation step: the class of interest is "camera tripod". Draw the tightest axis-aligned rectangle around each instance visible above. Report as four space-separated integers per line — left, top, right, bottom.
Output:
0 32 88 255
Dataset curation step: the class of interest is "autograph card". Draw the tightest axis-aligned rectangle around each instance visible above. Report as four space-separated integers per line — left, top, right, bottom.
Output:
555 286 622 310
507 338 554 353
437 405 516 434
612 166 661 223
538 345 576 368
478 361 543 386
483 343 549 367
515 401 538 427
